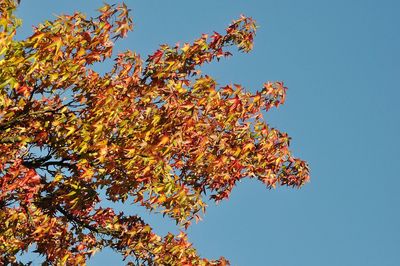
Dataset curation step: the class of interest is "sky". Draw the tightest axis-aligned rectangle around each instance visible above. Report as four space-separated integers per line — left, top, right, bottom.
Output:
15 0 400 265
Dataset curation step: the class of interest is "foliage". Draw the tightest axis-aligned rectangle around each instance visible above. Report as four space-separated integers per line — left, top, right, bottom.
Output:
0 1 309 265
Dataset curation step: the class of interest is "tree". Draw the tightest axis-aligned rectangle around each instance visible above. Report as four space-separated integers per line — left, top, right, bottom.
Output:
0 1 310 265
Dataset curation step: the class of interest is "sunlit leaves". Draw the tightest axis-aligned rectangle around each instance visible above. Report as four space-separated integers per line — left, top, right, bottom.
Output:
0 1 309 265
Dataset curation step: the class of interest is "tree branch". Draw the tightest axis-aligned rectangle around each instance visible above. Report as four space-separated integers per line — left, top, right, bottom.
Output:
54 205 113 235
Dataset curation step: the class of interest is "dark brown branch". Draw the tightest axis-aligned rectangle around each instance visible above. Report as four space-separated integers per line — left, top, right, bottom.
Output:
0 100 76 131
54 205 110 235
21 155 53 168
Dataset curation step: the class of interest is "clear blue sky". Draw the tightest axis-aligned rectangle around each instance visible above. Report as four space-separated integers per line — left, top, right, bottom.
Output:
16 0 400 265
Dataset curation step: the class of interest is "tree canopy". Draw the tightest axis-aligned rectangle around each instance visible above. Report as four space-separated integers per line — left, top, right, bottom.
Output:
0 1 309 265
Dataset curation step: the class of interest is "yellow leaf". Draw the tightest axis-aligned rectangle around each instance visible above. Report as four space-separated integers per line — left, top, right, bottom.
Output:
65 126 75 137
158 135 169 146
181 43 190 52
243 143 255 152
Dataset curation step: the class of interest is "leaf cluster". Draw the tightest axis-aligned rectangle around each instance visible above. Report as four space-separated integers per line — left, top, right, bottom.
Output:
0 1 309 265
